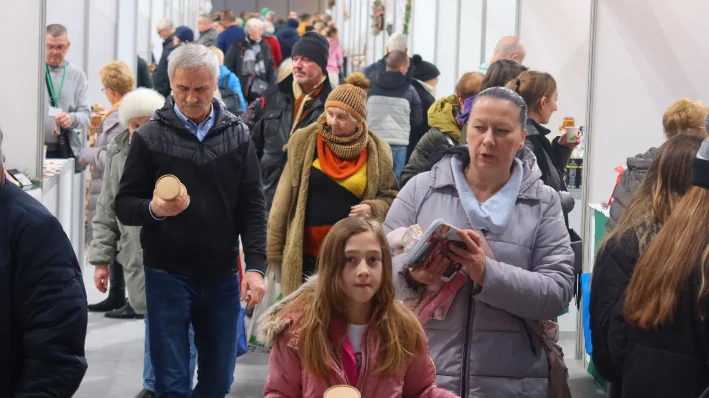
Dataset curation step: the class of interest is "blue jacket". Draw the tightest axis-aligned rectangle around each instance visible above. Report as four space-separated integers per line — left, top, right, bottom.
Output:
0 178 88 396
276 19 300 59
219 65 247 112
217 25 245 54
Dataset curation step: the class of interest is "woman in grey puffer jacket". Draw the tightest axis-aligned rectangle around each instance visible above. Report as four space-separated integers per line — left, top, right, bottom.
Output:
384 87 574 398
79 60 134 244
607 99 709 232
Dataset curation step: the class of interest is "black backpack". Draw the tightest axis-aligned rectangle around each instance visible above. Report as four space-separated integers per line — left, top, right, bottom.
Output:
219 74 243 116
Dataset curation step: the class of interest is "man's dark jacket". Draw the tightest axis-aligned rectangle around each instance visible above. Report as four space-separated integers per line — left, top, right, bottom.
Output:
251 74 332 209
0 178 88 397
224 36 277 100
363 53 415 84
276 19 300 59
153 34 177 97
115 97 267 276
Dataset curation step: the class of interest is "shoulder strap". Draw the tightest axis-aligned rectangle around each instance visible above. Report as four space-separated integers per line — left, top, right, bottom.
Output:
45 71 57 107
220 73 231 89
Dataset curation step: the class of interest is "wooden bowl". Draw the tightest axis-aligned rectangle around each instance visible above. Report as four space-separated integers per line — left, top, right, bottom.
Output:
155 174 186 201
324 385 361 398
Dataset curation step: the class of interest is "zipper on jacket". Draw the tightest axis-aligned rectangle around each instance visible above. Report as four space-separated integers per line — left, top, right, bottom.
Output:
460 287 475 398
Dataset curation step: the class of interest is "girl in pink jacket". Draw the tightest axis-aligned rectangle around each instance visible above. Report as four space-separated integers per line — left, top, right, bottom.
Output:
326 27 344 86
259 217 458 398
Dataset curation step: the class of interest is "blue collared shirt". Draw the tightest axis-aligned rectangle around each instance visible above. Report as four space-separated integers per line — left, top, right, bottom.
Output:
173 102 215 141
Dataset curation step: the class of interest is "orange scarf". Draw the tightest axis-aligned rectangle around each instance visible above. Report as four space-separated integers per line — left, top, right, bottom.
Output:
317 134 368 180
293 83 325 126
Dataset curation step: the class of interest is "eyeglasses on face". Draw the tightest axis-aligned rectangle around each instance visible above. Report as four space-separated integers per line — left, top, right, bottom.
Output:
46 44 68 52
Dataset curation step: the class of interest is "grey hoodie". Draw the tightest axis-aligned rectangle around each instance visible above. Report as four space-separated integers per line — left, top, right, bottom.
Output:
384 148 574 397
606 147 658 232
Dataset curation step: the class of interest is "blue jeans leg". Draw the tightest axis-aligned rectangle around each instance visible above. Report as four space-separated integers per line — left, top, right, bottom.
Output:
145 267 197 397
143 315 198 392
190 272 241 397
390 144 407 187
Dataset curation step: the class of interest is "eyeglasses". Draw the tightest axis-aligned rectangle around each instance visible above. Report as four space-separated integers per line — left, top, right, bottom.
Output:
46 44 68 52
101 87 114 93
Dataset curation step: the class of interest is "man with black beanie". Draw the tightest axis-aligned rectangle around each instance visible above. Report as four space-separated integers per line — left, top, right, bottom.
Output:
252 31 333 209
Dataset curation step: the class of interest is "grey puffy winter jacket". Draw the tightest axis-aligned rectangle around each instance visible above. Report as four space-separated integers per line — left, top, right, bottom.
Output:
606 147 657 232
384 149 575 398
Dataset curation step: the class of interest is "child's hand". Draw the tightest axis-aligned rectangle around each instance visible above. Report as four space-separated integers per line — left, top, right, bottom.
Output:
386 227 408 255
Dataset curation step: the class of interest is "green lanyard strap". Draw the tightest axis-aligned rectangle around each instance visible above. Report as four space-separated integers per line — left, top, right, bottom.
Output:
45 62 66 106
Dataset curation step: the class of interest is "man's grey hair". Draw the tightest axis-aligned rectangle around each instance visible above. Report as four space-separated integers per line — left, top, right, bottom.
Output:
245 18 263 33
47 24 68 37
387 33 408 53
199 14 211 21
157 18 174 31
263 21 275 35
494 36 526 59
168 44 220 84
0 126 4 164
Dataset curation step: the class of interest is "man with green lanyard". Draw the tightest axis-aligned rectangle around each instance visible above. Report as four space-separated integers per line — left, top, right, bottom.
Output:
44 24 90 172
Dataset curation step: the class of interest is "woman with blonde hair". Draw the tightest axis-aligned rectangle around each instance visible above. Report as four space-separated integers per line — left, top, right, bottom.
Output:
607 98 709 231
590 135 705 397
82 60 135 315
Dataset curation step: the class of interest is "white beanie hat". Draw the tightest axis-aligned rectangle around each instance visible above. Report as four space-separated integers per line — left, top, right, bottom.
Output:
119 88 165 127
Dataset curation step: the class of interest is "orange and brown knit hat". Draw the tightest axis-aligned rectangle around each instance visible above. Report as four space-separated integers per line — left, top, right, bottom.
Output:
325 73 370 123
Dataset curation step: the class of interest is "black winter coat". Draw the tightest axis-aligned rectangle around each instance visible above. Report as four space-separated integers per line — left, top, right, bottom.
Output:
400 127 460 187
408 79 436 160
224 36 276 102
115 97 267 276
153 34 177 97
363 54 415 84
252 74 332 209
606 148 657 232
0 179 88 397
276 20 300 59
590 232 709 398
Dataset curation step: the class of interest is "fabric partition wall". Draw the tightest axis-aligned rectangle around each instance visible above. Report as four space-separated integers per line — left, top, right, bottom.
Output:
88 0 118 110
0 0 46 178
116 0 138 74
586 0 709 206
151 0 166 63
137 0 153 65
483 0 517 62
46 0 88 72
518 0 591 142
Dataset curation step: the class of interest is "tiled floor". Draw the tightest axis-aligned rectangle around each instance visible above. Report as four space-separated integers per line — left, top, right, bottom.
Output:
75 271 605 398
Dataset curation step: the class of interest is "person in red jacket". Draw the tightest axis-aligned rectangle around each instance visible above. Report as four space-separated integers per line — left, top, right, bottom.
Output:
259 217 457 398
263 21 283 67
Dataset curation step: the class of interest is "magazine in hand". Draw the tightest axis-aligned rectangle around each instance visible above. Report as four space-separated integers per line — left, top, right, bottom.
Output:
403 219 493 282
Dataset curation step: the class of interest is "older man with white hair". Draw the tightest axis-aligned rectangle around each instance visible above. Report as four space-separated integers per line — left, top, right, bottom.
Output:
225 17 276 103
0 127 88 396
115 43 267 396
363 32 414 83
153 18 178 96
479 36 527 72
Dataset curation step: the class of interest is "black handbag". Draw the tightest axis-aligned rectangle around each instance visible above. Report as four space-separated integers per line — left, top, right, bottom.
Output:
247 75 269 99
45 73 76 161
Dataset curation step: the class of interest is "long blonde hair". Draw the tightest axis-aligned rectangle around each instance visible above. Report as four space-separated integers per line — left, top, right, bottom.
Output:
279 217 425 379
620 136 704 329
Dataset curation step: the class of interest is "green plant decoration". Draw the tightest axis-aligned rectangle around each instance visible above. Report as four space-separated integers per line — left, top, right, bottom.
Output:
403 0 412 35
372 0 385 36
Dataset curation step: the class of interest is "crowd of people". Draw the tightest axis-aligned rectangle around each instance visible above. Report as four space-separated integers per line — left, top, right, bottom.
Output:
3 5 709 398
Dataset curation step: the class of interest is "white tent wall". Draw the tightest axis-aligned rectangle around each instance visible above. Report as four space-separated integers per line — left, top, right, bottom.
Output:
518 0 591 144
0 0 46 178
87 0 118 110
483 0 517 63
46 0 88 72
117 0 139 75
587 0 709 206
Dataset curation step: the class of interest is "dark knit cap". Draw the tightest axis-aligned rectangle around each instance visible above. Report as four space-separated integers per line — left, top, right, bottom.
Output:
692 137 709 189
292 32 330 74
412 55 440 82
175 26 194 43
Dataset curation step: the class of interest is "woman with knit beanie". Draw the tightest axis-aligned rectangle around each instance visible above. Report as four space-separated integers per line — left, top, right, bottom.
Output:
267 73 399 296
89 88 198 398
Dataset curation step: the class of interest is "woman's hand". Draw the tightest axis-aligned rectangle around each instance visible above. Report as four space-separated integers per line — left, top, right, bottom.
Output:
448 230 486 285
558 132 581 149
349 204 373 218
407 254 450 290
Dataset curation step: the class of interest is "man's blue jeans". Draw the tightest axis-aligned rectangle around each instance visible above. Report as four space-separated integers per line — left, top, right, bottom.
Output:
143 315 197 392
145 267 240 397
390 144 408 187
